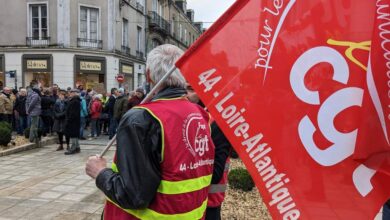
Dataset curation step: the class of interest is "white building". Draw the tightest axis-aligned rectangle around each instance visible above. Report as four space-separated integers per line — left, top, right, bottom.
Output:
0 0 147 93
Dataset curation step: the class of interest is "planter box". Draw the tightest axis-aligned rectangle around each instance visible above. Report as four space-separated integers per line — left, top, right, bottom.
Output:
0 137 57 157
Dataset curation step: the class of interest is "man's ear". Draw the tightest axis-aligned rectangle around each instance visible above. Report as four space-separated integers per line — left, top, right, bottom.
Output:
146 69 153 84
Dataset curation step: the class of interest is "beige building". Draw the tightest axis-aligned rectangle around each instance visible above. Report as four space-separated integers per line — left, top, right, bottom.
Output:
0 0 147 93
146 0 202 53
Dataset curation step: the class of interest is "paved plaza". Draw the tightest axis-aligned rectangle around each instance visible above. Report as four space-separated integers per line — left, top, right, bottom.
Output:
0 136 114 220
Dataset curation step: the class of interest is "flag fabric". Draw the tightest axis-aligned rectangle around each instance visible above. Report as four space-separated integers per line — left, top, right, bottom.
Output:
176 0 390 219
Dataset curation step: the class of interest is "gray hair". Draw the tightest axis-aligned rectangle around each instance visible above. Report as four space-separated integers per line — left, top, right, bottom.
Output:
146 44 186 89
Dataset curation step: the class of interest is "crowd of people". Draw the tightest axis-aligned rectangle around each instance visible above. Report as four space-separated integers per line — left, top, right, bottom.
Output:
0 80 145 155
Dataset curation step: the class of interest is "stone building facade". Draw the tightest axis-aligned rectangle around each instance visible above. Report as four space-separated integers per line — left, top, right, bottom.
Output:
0 0 147 93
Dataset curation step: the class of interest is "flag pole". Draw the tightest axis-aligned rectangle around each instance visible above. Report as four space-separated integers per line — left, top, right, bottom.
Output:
98 66 178 157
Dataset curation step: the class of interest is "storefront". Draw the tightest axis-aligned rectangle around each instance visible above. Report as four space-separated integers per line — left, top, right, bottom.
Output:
0 55 4 90
22 54 53 87
120 61 134 91
75 55 106 93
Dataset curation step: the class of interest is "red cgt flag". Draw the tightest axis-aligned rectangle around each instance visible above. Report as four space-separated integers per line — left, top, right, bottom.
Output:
176 0 390 219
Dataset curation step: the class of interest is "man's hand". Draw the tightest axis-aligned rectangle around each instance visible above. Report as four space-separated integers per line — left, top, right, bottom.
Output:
86 155 107 179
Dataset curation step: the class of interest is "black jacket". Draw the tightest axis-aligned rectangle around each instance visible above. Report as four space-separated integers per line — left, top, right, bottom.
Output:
96 87 187 209
41 95 55 116
14 96 27 116
65 96 81 138
106 95 116 116
210 122 232 184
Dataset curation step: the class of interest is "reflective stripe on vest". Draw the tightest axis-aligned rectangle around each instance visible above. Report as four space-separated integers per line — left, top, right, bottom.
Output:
106 197 208 220
158 174 212 194
209 184 227 193
112 162 212 195
208 162 230 193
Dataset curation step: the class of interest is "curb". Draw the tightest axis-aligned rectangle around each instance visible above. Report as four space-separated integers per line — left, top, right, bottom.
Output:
0 137 57 157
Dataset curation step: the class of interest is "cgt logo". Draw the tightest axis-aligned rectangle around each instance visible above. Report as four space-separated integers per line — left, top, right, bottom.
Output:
182 113 210 157
290 40 384 197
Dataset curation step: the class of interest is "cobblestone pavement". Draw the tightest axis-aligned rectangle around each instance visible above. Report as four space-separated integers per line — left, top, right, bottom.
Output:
0 135 114 220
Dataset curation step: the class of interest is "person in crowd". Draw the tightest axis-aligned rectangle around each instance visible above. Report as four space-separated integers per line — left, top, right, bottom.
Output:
89 94 102 139
0 87 13 123
11 89 18 131
127 88 145 110
64 89 81 155
14 88 28 135
113 88 128 123
86 44 215 219
78 85 84 92
53 90 69 151
186 83 232 220
51 85 59 101
80 91 88 140
85 89 93 128
106 88 117 139
26 80 42 143
99 92 110 135
41 88 55 136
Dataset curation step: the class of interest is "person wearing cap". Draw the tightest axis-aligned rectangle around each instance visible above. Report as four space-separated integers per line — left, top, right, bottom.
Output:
86 44 215 219
64 89 81 155
127 88 145 110
113 88 128 123
0 87 13 123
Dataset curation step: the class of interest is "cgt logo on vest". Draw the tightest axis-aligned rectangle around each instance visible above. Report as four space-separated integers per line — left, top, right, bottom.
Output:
182 113 210 157
290 39 384 197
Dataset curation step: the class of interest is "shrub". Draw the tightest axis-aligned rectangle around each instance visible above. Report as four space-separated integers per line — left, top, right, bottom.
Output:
0 122 12 146
228 167 255 192
0 121 11 130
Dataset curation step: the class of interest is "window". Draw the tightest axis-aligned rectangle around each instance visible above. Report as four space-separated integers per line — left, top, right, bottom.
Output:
152 0 162 15
172 17 176 35
179 24 183 40
184 29 187 44
29 4 48 39
152 39 161 49
122 18 129 46
137 26 142 52
80 6 99 40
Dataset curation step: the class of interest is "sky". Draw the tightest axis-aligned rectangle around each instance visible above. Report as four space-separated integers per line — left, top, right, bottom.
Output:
186 0 235 28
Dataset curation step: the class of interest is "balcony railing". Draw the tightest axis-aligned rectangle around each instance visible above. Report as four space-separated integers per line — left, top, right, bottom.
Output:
148 11 170 35
121 46 131 55
136 50 144 60
136 2 144 13
26 37 50 47
77 38 103 49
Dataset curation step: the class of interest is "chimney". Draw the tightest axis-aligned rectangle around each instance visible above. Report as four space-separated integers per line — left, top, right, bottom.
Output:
186 9 194 22
175 0 187 13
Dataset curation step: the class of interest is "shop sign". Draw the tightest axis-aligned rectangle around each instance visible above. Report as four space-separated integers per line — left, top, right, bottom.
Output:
122 65 133 74
27 60 47 69
80 61 101 71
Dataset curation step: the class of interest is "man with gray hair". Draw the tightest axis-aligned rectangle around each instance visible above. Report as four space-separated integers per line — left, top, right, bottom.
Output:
86 44 215 219
0 87 13 123
14 88 28 135
26 81 42 143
